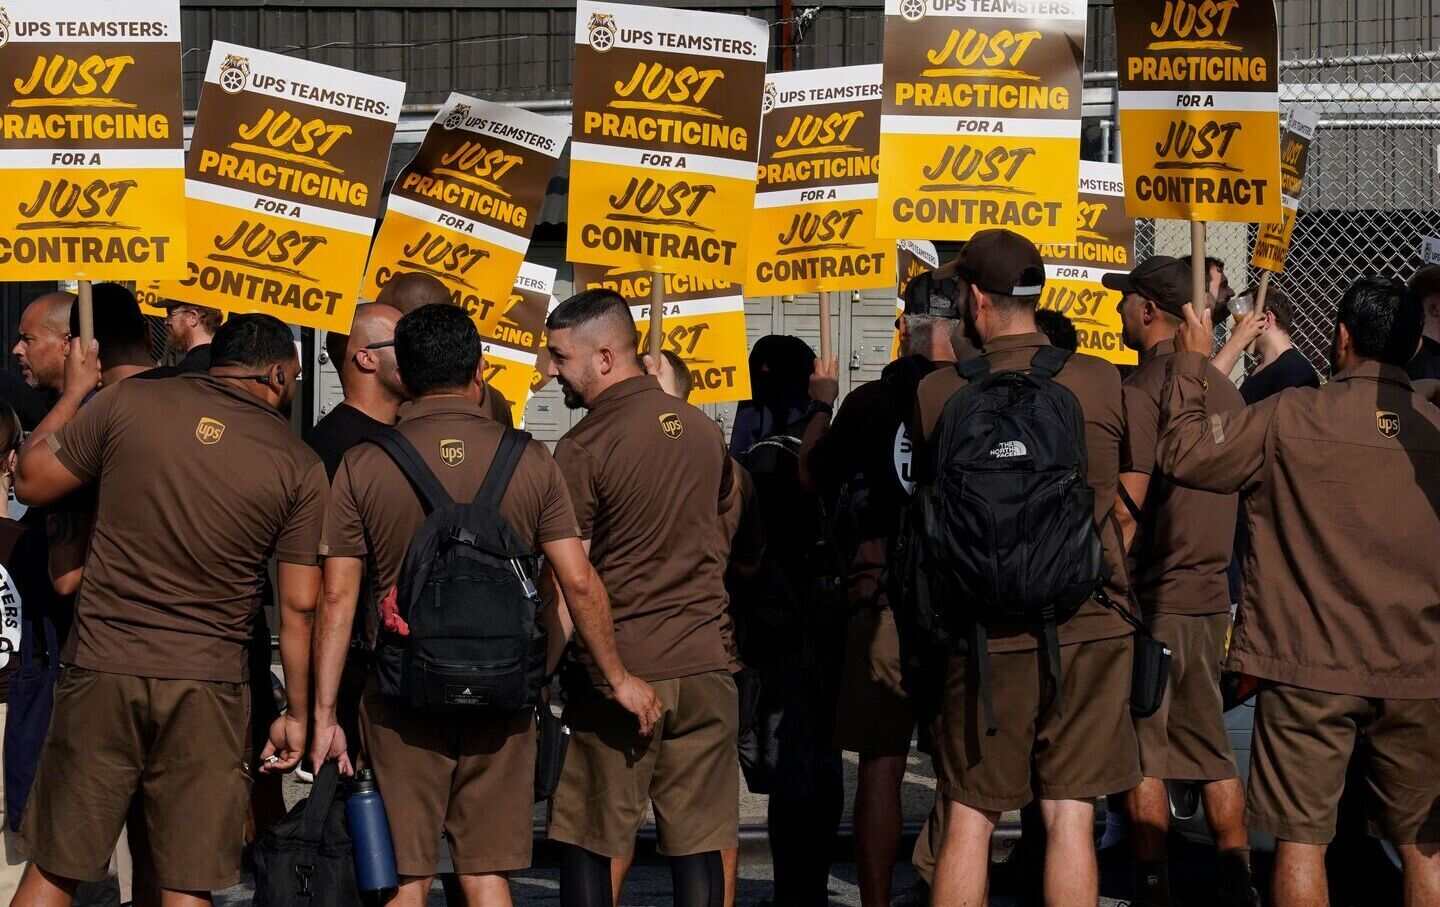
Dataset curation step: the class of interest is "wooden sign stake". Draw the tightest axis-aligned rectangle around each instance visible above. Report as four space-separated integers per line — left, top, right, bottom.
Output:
818 291 834 362
649 273 664 361
1190 221 1207 315
77 279 94 348
1253 271 1272 316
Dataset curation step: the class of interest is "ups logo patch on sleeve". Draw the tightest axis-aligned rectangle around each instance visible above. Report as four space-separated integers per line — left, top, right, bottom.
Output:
659 413 684 440
195 417 226 445
439 438 466 466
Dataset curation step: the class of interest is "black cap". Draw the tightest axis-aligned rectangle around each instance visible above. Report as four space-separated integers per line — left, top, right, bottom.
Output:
901 268 963 320
955 229 1046 298
1101 255 1193 318
1410 264 1440 299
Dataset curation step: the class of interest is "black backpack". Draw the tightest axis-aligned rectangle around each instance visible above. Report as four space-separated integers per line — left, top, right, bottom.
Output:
369 427 546 714
914 348 1105 732
252 763 358 907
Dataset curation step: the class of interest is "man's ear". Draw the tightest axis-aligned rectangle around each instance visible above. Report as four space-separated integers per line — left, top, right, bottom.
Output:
473 356 487 388
353 349 375 374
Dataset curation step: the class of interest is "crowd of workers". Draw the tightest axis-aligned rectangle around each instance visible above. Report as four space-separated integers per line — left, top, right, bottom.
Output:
0 228 1437 907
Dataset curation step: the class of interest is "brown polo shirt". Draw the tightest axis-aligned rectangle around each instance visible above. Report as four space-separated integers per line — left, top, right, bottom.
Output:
1123 339 1243 616
555 375 733 683
321 395 578 604
914 332 1134 652
47 374 327 683
1159 352 1440 699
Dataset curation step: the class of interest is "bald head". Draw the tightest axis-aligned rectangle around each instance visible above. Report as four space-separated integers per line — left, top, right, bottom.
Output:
327 303 404 403
375 272 453 315
13 292 76 391
544 289 644 409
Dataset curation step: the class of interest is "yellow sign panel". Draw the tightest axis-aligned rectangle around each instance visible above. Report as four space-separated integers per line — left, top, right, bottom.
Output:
1252 108 1318 273
745 65 892 296
0 0 187 280
573 264 751 404
568 1 769 283
877 0 1086 244
1116 0 1282 223
890 238 938 361
362 93 569 328
1036 161 1137 366
154 42 404 332
482 342 538 429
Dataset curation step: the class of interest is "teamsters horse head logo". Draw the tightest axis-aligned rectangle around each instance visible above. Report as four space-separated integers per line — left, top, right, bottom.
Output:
0 9 12 49
761 81 778 115
218 55 250 94
443 104 470 130
588 12 617 52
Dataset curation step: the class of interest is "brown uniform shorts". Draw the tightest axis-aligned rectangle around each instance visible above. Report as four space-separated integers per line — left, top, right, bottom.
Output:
1247 684 1440 845
360 685 537 876
932 635 1141 812
22 667 251 891
548 671 739 858
1135 612 1236 782
834 605 915 757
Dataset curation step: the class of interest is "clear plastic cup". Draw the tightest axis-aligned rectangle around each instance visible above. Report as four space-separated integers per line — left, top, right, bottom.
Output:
1228 294 1254 319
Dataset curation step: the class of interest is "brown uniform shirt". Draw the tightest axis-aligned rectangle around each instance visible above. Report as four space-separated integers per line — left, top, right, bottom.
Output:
555 375 733 683
321 396 578 607
47 374 327 683
915 332 1134 652
1123 339 1242 616
1159 352 1440 699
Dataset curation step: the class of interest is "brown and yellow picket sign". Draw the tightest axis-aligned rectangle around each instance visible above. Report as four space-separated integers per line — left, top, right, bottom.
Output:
0 0 186 280
1251 107 1318 273
568 1 768 283
1116 0 1281 223
573 263 751 404
745 65 891 297
476 261 557 428
362 94 568 327
877 0 1086 244
889 238 938 361
155 42 403 332
1036 161 1137 365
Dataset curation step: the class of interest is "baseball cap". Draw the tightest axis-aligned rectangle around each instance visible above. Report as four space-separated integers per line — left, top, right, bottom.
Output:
954 229 1046 299
901 268 964 320
1409 264 1440 299
1101 255 1193 318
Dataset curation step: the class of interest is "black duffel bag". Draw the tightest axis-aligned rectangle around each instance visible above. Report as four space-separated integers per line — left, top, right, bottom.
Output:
253 763 358 907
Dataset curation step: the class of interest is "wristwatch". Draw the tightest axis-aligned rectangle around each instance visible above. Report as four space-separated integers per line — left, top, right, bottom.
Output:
804 400 835 420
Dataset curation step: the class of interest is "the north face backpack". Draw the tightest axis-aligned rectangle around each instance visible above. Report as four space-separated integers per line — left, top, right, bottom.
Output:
915 347 1105 732
368 427 546 714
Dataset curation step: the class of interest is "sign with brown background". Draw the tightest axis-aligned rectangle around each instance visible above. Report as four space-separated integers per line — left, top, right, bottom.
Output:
0 0 185 279
1116 0 1281 222
363 93 568 328
568 0 768 283
877 0 1087 244
154 42 403 332
1251 107 1318 272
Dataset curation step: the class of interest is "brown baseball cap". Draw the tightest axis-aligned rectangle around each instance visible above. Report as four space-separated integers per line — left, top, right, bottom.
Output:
1101 255 1193 318
955 229 1046 298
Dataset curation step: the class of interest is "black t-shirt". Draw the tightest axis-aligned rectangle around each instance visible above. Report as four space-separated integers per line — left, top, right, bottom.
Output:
0 518 53 703
1241 347 1320 404
808 355 938 545
1407 336 1440 381
306 402 390 480
138 344 212 381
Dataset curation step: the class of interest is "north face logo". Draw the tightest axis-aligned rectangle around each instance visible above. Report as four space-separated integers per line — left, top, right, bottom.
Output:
989 440 1028 459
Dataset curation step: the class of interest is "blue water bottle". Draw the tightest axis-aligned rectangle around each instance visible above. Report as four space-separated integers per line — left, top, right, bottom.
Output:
347 768 398 892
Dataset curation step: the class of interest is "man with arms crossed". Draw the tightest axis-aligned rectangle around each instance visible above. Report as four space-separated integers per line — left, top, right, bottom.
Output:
1160 280 1440 907
1107 256 1255 907
913 230 1141 907
12 314 325 906
544 290 740 907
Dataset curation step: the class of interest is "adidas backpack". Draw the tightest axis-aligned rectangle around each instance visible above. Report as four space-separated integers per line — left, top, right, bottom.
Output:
368 427 546 714
915 347 1105 731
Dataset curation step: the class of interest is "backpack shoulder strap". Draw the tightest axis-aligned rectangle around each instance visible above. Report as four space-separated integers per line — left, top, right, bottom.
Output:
298 762 341 843
474 429 532 510
368 426 453 514
957 357 990 381
1029 346 1072 379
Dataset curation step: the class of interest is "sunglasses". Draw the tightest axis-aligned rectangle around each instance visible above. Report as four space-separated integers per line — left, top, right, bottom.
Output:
363 340 395 350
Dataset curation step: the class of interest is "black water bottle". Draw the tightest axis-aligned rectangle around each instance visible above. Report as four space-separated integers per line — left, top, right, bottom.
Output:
346 769 398 892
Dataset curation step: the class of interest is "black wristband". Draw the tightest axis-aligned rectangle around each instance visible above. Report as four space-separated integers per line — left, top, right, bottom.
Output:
805 400 834 419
